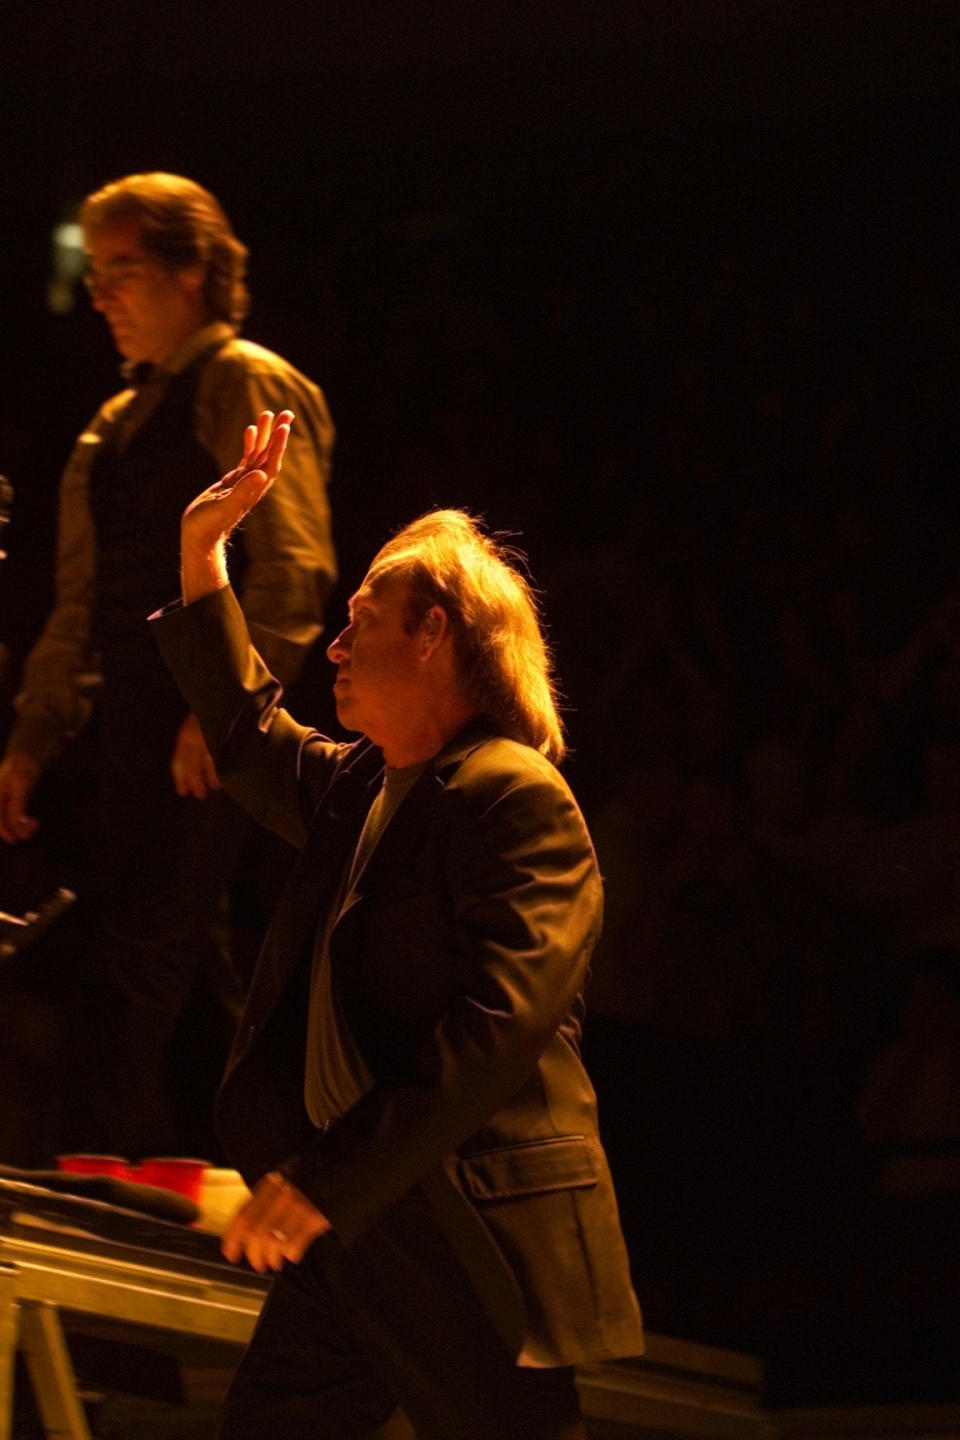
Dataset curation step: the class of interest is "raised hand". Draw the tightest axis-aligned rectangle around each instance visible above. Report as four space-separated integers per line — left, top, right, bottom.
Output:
180 410 293 603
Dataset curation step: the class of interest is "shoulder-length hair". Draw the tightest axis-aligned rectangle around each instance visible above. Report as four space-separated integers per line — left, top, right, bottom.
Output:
367 510 566 764
80 171 250 326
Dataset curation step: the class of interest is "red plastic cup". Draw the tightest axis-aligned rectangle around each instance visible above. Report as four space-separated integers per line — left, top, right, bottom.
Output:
56 1154 130 1179
138 1156 209 1203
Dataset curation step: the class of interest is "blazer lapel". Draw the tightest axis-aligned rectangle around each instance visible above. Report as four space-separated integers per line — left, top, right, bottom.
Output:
338 716 500 913
238 743 384 1038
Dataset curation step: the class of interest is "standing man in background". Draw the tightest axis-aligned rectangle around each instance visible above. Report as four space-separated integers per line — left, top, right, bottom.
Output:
0 173 336 1161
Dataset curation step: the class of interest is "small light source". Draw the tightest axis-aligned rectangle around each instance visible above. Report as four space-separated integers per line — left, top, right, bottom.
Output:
47 219 86 315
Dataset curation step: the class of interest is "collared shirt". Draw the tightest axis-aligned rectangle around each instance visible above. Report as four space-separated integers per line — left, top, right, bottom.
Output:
8 322 336 768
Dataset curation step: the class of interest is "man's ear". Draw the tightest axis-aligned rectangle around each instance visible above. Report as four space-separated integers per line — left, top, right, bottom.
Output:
420 605 447 657
177 262 207 296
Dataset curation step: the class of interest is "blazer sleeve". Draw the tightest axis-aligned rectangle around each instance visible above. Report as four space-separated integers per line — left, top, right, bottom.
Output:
282 752 604 1242
150 584 344 848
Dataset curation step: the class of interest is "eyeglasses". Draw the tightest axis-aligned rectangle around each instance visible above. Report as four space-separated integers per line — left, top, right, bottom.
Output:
82 257 151 295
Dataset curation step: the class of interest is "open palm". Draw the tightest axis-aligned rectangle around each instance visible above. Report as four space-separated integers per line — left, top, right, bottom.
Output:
182 408 293 553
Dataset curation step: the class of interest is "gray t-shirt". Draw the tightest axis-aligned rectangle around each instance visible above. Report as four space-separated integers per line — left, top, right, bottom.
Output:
304 760 428 1128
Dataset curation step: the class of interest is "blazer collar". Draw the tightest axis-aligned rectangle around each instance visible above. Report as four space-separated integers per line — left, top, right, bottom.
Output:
430 714 503 781
320 738 384 821
332 718 503 908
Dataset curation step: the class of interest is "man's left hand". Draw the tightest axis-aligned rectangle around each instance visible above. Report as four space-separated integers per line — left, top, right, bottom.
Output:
222 1171 332 1272
171 713 221 798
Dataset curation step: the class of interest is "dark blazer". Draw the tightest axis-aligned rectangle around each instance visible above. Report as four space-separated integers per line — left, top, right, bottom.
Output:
152 585 643 1368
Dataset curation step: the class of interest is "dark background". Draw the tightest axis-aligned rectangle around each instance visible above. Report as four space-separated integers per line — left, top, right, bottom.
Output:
3 0 960 1409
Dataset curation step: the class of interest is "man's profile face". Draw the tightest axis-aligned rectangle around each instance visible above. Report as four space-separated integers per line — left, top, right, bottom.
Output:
326 575 425 748
83 219 206 366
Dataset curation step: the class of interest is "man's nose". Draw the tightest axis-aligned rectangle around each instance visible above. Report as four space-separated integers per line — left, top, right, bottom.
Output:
88 280 118 311
326 627 351 663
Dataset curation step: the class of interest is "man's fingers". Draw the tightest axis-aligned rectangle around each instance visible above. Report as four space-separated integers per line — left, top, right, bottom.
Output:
0 779 38 844
228 412 295 490
222 1201 261 1264
255 410 274 450
275 1221 323 1266
234 1231 269 1274
221 1203 284 1273
3 810 39 841
244 1214 320 1271
0 798 19 842
266 423 291 479
220 1171 328 1272
256 408 293 443
172 772 202 798
202 752 221 792
221 1216 244 1264
170 719 220 800
249 410 294 470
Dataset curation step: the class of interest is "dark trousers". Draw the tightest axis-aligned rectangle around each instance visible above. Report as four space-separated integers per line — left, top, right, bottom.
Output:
61 693 252 1162
220 1189 587 1440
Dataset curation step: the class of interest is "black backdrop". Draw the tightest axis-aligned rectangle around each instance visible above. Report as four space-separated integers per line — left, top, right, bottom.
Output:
3 0 960 1406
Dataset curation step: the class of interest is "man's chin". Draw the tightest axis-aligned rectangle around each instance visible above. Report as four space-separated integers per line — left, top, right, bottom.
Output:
108 328 143 363
334 699 363 735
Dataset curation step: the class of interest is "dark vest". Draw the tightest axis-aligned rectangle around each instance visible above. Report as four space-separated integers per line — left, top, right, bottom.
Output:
88 345 236 705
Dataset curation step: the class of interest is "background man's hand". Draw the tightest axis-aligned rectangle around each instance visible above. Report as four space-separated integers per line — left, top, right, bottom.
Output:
222 1170 332 1273
171 713 221 798
0 753 42 843
181 410 293 604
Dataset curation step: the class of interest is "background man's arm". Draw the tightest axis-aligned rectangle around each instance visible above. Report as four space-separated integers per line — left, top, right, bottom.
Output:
0 413 108 840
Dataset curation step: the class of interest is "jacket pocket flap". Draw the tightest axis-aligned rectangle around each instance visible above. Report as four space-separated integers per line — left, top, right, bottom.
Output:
459 1136 597 1200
